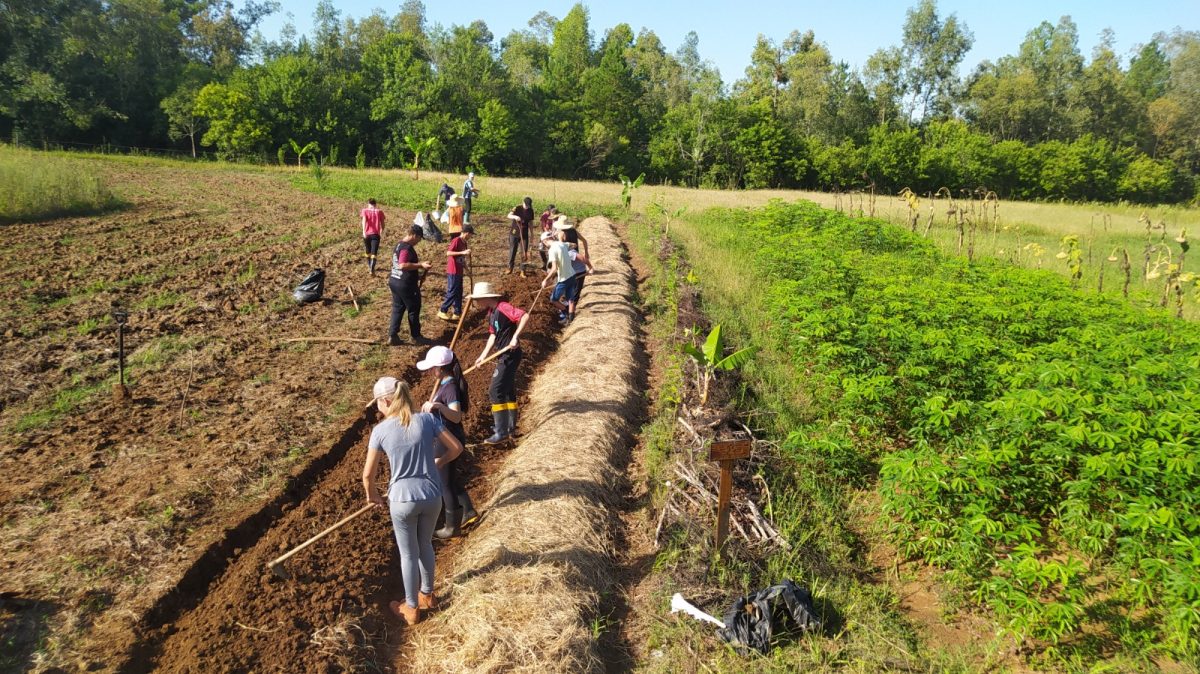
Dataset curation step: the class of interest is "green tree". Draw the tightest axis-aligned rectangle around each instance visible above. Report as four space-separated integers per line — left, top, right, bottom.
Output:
193 81 269 158
898 0 974 120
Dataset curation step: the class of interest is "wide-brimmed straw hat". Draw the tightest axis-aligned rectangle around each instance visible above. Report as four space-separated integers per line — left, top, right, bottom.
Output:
371 376 400 403
416 345 455 371
446 194 464 207
468 281 502 299
552 215 574 230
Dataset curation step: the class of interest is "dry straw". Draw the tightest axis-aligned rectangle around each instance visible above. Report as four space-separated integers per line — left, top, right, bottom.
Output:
410 217 639 672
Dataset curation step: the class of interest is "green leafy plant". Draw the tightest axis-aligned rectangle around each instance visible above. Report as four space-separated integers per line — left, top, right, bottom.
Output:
287 138 320 167
403 135 436 180
355 144 366 170
680 323 755 406
619 172 645 209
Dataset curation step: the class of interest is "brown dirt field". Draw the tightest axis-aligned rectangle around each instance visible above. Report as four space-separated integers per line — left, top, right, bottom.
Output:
0 162 560 672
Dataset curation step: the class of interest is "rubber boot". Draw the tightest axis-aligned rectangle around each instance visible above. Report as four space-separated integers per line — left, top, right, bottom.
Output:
457 491 479 528
506 406 519 438
483 409 510 444
435 506 461 539
368 255 376 273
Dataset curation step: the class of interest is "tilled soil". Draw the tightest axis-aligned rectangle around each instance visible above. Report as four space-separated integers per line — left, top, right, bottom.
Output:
0 162 558 672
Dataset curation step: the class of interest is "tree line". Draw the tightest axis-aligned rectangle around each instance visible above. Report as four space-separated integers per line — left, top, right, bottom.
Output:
2 0 1198 203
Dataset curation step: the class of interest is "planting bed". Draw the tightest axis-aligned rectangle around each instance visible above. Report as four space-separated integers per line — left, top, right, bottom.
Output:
0 162 561 672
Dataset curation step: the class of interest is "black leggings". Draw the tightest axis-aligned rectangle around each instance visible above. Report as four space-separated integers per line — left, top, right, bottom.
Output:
507 229 529 271
440 427 468 512
489 348 522 404
388 276 422 340
363 235 380 256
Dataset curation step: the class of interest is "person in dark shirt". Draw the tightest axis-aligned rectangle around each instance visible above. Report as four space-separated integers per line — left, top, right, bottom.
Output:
417 346 478 538
469 281 529 444
505 196 535 276
387 225 432 346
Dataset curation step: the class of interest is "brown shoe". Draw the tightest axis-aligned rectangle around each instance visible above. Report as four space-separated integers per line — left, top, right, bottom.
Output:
418 591 437 610
390 600 420 626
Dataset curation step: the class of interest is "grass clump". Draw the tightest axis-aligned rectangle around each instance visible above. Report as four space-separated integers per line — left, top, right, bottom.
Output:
0 145 123 224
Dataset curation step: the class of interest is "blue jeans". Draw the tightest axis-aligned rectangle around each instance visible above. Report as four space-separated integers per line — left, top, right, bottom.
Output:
389 496 441 607
439 273 463 313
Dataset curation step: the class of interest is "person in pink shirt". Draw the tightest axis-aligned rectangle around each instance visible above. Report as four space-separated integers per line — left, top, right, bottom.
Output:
437 224 473 321
361 198 386 273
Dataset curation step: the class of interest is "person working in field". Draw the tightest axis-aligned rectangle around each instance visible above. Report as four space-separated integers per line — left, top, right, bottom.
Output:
505 196 535 276
436 182 455 212
387 225 432 346
361 198 386 274
469 282 530 444
541 226 578 326
363 376 463 625
462 172 478 225
554 216 594 313
438 224 473 321
445 194 465 238
417 346 479 538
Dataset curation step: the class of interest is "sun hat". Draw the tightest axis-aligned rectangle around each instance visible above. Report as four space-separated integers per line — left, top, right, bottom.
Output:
539 231 554 242
416 345 455 371
446 194 464 208
372 376 400 403
468 281 502 299
552 215 574 230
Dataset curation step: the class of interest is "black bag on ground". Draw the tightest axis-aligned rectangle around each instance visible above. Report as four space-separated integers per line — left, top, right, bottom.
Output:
292 268 325 303
716 579 822 655
418 211 444 243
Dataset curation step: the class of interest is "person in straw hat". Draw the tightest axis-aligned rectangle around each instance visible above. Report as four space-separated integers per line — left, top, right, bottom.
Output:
445 194 465 238
553 215 594 312
438 223 473 321
468 281 529 444
362 376 463 625
416 345 479 538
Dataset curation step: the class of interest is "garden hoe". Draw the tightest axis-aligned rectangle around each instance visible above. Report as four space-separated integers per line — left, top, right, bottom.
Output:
267 503 374 580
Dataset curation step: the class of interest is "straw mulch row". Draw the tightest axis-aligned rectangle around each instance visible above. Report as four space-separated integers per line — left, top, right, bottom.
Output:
410 217 639 673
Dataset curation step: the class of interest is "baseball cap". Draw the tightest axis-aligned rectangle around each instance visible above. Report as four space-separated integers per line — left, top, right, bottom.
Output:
416 346 455 371
372 376 399 402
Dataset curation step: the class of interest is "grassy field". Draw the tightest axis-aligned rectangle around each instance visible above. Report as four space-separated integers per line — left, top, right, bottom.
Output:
0 145 124 223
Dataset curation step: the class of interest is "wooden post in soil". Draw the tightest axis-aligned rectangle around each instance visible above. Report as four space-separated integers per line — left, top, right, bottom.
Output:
709 439 751 554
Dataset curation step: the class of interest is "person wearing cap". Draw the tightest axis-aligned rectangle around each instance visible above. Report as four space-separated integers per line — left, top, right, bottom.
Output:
505 196 535 276
436 182 455 211
361 198 386 274
469 281 529 444
462 172 477 225
417 346 478 538
437 224 473 321
362 376 463 625
445 194 465 238
541 227 577 325
387 225 432 346
554 216 594 309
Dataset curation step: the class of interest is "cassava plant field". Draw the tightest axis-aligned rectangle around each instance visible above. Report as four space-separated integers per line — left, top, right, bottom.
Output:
632 197 1200 671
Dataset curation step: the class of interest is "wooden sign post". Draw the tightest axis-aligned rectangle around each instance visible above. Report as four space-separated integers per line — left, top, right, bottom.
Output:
709 439 752 552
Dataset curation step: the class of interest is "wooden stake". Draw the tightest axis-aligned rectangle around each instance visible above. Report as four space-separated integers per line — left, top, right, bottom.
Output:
709 440 751 553
346 284 359 312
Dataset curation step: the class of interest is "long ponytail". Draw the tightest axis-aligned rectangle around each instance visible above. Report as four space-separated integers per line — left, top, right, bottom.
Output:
383 380 415 426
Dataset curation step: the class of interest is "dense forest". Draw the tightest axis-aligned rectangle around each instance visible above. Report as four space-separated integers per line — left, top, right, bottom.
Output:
2 0 1198 202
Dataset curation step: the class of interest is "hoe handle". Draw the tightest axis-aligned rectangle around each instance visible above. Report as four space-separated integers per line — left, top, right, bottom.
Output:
462 346 512 377
267 503 374 572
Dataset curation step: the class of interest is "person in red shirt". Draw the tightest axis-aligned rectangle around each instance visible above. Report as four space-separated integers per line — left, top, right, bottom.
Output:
361 198 386 274
437 224 473 320
470 282 529 444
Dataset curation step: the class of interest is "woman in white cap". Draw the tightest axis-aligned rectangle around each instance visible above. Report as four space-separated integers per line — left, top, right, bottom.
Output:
417 346 478 538
469 281 529 443
362 376 464 625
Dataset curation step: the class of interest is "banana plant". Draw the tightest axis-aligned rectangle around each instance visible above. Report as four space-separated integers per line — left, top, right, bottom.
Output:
680 323 755 406
288 139 319 167
404 135 437 180
619 172 645 209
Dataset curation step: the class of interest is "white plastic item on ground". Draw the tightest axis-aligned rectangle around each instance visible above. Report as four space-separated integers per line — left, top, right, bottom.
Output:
670 593 725 628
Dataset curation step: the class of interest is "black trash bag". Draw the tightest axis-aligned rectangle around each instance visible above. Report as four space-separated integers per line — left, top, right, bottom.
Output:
717 580 822 655
292 268 325 304
417 212 443 243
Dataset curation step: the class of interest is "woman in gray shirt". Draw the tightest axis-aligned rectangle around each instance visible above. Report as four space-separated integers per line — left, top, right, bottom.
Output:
362 376 464 625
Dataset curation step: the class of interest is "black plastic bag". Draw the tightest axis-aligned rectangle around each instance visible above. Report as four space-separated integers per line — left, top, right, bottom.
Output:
292 268 325 303
417 212 444 243
717 580 822 655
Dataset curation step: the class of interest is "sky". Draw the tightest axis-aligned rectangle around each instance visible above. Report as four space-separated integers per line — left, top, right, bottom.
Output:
258 1 1200 82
